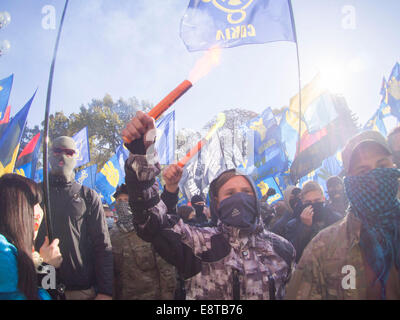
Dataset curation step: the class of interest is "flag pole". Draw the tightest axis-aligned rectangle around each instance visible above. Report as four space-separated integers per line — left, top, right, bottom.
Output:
288 0 302 181
42 0 69 241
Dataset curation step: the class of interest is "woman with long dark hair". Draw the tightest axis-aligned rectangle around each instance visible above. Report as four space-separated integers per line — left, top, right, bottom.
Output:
0 173 61 300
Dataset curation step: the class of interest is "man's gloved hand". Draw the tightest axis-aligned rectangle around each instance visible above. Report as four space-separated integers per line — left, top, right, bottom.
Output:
122 111 156 154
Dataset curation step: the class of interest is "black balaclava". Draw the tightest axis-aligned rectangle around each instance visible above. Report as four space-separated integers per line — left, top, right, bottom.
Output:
327 176 348 213
191 194 207 223
49 136 77 182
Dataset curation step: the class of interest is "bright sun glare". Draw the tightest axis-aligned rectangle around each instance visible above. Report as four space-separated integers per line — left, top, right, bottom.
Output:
317 57 364 94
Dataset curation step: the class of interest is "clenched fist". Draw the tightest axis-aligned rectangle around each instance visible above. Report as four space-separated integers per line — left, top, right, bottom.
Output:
300 205 314 227
122 111 156 150
162 164 183 193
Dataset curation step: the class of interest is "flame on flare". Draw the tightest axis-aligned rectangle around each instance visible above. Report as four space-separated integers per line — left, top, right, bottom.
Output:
188 45 222 84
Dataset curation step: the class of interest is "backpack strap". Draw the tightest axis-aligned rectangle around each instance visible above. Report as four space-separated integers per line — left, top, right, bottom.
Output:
79 184 94 217
71 181 93 217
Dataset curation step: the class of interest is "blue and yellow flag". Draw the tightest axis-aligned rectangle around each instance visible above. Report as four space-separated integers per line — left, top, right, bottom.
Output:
155 111 175 165
72 126 90 168
379 77 391 118
75 164 97 189
278 107 304 164
0 92 35 176
0 74 13 120
95 154 125 205
15 132 42 179
180 0 296 51
255 176 283 205
363 108 387 136
387 62 400 120
246 107 288 181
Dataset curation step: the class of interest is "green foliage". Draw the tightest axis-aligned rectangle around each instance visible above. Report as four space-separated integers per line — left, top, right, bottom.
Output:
22 94 150 172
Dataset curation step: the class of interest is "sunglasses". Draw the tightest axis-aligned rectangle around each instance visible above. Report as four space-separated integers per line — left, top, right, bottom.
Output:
53 147 76 157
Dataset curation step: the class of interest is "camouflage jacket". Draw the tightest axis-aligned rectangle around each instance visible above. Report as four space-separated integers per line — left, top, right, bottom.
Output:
110 227 176 300
285 211 400 300
124 152 295 300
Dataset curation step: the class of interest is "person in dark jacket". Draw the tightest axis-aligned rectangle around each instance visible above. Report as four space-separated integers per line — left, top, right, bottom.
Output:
110 183 176 300
259 187 277 229
270 186 301 238
177 205 196 224
35 136 113 300
190 194 208 224
121 111 295 300
325 176 349 217
286 181 342 263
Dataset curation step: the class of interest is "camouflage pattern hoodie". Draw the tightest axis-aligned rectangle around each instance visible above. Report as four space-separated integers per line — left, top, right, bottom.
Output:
124 149 295 300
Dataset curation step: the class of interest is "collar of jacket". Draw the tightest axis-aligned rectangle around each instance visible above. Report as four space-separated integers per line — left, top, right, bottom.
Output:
346 210 362 248
219 221 262 248
49 173 73 187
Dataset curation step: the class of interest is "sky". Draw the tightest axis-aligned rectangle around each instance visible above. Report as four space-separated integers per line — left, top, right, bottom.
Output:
1 0 400 134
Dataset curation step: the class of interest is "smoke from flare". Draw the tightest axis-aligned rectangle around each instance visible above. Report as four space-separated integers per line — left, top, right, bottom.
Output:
188 45 221 84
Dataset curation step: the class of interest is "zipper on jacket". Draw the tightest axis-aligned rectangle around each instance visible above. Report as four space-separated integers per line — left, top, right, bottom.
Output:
232 269 240 300
268 275 276 300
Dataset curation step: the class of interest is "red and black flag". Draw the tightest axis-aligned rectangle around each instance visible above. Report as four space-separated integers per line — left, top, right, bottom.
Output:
15 132 41 179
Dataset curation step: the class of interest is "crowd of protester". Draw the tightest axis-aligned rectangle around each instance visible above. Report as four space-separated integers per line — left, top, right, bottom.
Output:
1 110 399 300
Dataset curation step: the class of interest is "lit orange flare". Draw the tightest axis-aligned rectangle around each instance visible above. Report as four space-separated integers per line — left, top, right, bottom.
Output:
188 45 222 84
122 80 192 144
123 46 222 145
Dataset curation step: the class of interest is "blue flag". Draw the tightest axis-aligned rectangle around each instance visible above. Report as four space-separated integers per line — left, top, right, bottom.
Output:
388 62 400 120
35 168 43 183
246 107 288 181
255 176 283 205
155 111 175 165
76 164 97 189
0 92 35 176
0 74 13 119
363 108 387 136
72 126 90 168
180 0 296 52
279 107 300 164
95 154 125 205
116 142 130 171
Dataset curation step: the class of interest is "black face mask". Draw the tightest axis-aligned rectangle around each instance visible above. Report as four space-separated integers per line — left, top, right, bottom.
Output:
218 192 258 232
193 204 204 214
289 197 301 211
310 202 325 223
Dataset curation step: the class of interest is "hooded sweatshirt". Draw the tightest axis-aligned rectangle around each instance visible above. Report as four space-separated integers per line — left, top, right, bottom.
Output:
270 186 298 238
124 146 295 300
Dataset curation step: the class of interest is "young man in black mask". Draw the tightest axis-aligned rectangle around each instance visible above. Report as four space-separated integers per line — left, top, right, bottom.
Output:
326 176 349 217
270 186 301 238
191 194 208 224
286 181 342 263
121 111 295 300
35 136 113 300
